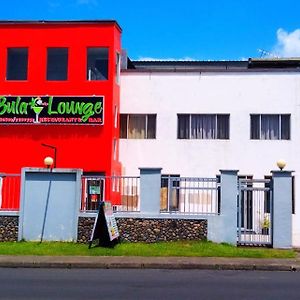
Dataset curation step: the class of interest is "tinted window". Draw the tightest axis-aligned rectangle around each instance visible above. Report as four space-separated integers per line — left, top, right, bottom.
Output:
87 47 108 80
7 48 28 80
47 48 68 80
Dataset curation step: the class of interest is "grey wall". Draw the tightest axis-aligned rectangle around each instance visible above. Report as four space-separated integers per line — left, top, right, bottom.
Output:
19 168 82 242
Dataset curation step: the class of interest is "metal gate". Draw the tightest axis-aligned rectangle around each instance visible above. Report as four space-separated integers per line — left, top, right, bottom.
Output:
237 178 273 246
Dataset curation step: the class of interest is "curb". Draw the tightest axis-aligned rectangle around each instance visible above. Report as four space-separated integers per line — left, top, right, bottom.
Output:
0 260 298 271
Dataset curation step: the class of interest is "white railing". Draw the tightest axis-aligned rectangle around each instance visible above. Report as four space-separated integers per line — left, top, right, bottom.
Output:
161 176 220 214
81 175 140 212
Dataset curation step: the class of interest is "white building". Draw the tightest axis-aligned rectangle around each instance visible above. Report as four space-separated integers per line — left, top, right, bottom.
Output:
119 59 300 247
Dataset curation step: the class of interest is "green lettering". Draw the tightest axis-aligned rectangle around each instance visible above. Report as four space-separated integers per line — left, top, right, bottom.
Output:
94 102 102 114
47 97 58 115
57 102 66 114
19 102 28 114
16 97 21 114
82 103 94 122
0 96 7 115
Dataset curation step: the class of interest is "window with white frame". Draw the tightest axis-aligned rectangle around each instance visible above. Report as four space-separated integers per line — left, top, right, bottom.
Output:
115 52 121 85
250 114 290 140
120 114 156 139
113 138 117 160
177 114 230 139
114 105 118 128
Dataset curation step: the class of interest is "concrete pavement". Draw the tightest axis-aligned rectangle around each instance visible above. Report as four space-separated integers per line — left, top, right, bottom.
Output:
0 253 299 271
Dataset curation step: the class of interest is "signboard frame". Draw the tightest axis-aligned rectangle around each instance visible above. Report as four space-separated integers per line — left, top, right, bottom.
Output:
88 201 120 248
0 95 105 125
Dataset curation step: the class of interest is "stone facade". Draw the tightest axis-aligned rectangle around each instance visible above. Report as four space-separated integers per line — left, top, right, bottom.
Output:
78 217 95 243
0 216 18 242
77 216 207 243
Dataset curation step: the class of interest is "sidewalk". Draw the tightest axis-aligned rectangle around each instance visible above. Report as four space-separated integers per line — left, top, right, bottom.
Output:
0 253 299 271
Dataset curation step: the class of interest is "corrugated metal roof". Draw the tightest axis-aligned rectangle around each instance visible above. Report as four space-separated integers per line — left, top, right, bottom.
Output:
124 58 300 72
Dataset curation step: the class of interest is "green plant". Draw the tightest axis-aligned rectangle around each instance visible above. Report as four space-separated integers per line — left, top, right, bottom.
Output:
262 217 270 228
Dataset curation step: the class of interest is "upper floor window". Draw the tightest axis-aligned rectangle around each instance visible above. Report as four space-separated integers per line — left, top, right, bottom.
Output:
6 48 28 80
250 114 290 140
115 52 121 85
177 114 230 139
47 48 68 81
87 47 108 81
120 114 156 139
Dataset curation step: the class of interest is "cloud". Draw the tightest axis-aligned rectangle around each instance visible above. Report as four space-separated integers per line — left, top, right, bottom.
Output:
136 56 197 61
273 28 300 57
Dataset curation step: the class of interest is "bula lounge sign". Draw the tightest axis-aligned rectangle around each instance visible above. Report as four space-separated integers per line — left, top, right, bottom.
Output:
0 96 104 125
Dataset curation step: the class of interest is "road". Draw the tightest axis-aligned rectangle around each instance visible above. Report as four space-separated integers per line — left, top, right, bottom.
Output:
0 268 299 299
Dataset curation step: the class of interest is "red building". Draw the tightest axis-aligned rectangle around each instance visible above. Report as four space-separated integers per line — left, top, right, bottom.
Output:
0 21 122 208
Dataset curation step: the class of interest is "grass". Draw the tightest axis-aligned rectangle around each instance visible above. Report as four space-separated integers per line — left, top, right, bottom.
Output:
0 240 296 258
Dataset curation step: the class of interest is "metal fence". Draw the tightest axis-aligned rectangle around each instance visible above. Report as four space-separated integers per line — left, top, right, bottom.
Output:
160 176 219 214
0 174 21 210
81 175 140 212
237 178 272 246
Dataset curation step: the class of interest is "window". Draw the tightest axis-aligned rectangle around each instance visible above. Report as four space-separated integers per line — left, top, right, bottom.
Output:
87 47 108 80
250 114 290 140
177 114 229 139
120 114 156 139
6 48 28 80
113 139 117 160
47 48 68 80
116 52 121 84
114 105 118 128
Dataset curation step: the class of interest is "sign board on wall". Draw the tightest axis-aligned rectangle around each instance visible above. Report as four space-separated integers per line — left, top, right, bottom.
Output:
0 96 104 125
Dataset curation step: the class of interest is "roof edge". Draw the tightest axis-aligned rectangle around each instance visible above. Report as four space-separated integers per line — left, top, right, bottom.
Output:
0 20 122 32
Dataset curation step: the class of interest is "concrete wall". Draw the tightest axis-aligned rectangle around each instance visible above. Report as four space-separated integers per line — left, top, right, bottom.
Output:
120 71 300 246
19 168 82 242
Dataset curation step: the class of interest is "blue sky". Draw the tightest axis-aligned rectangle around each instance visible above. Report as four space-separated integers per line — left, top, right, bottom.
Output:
1 0 300 60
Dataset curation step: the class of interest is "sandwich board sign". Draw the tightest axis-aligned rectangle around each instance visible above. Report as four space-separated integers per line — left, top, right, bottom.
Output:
88 201 119 248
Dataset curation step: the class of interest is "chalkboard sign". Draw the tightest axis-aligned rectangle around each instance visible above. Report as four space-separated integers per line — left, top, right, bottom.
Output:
89 201 119 248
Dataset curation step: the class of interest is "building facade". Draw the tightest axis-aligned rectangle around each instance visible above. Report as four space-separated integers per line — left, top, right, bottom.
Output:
119 60 300 246
0 21 299 246
0 21 122 207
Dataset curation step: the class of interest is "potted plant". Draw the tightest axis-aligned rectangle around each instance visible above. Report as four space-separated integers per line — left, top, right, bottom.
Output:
262 217 270 235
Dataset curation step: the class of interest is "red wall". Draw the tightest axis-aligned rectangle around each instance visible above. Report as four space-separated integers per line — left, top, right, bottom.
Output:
0 22 122 177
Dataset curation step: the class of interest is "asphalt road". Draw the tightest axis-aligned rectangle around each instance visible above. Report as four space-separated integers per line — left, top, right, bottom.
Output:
0 268 299 300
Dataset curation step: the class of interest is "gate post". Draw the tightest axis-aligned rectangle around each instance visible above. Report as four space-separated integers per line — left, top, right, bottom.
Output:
271 170 293 249
208 170 238 245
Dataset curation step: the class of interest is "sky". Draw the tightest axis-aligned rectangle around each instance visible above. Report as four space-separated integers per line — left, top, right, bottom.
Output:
1 0 300 61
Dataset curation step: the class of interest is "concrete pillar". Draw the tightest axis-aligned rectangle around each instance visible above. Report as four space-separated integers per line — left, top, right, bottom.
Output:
139 168 162 214
208 170 238 245
271 170 293 249
220 170 239 245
